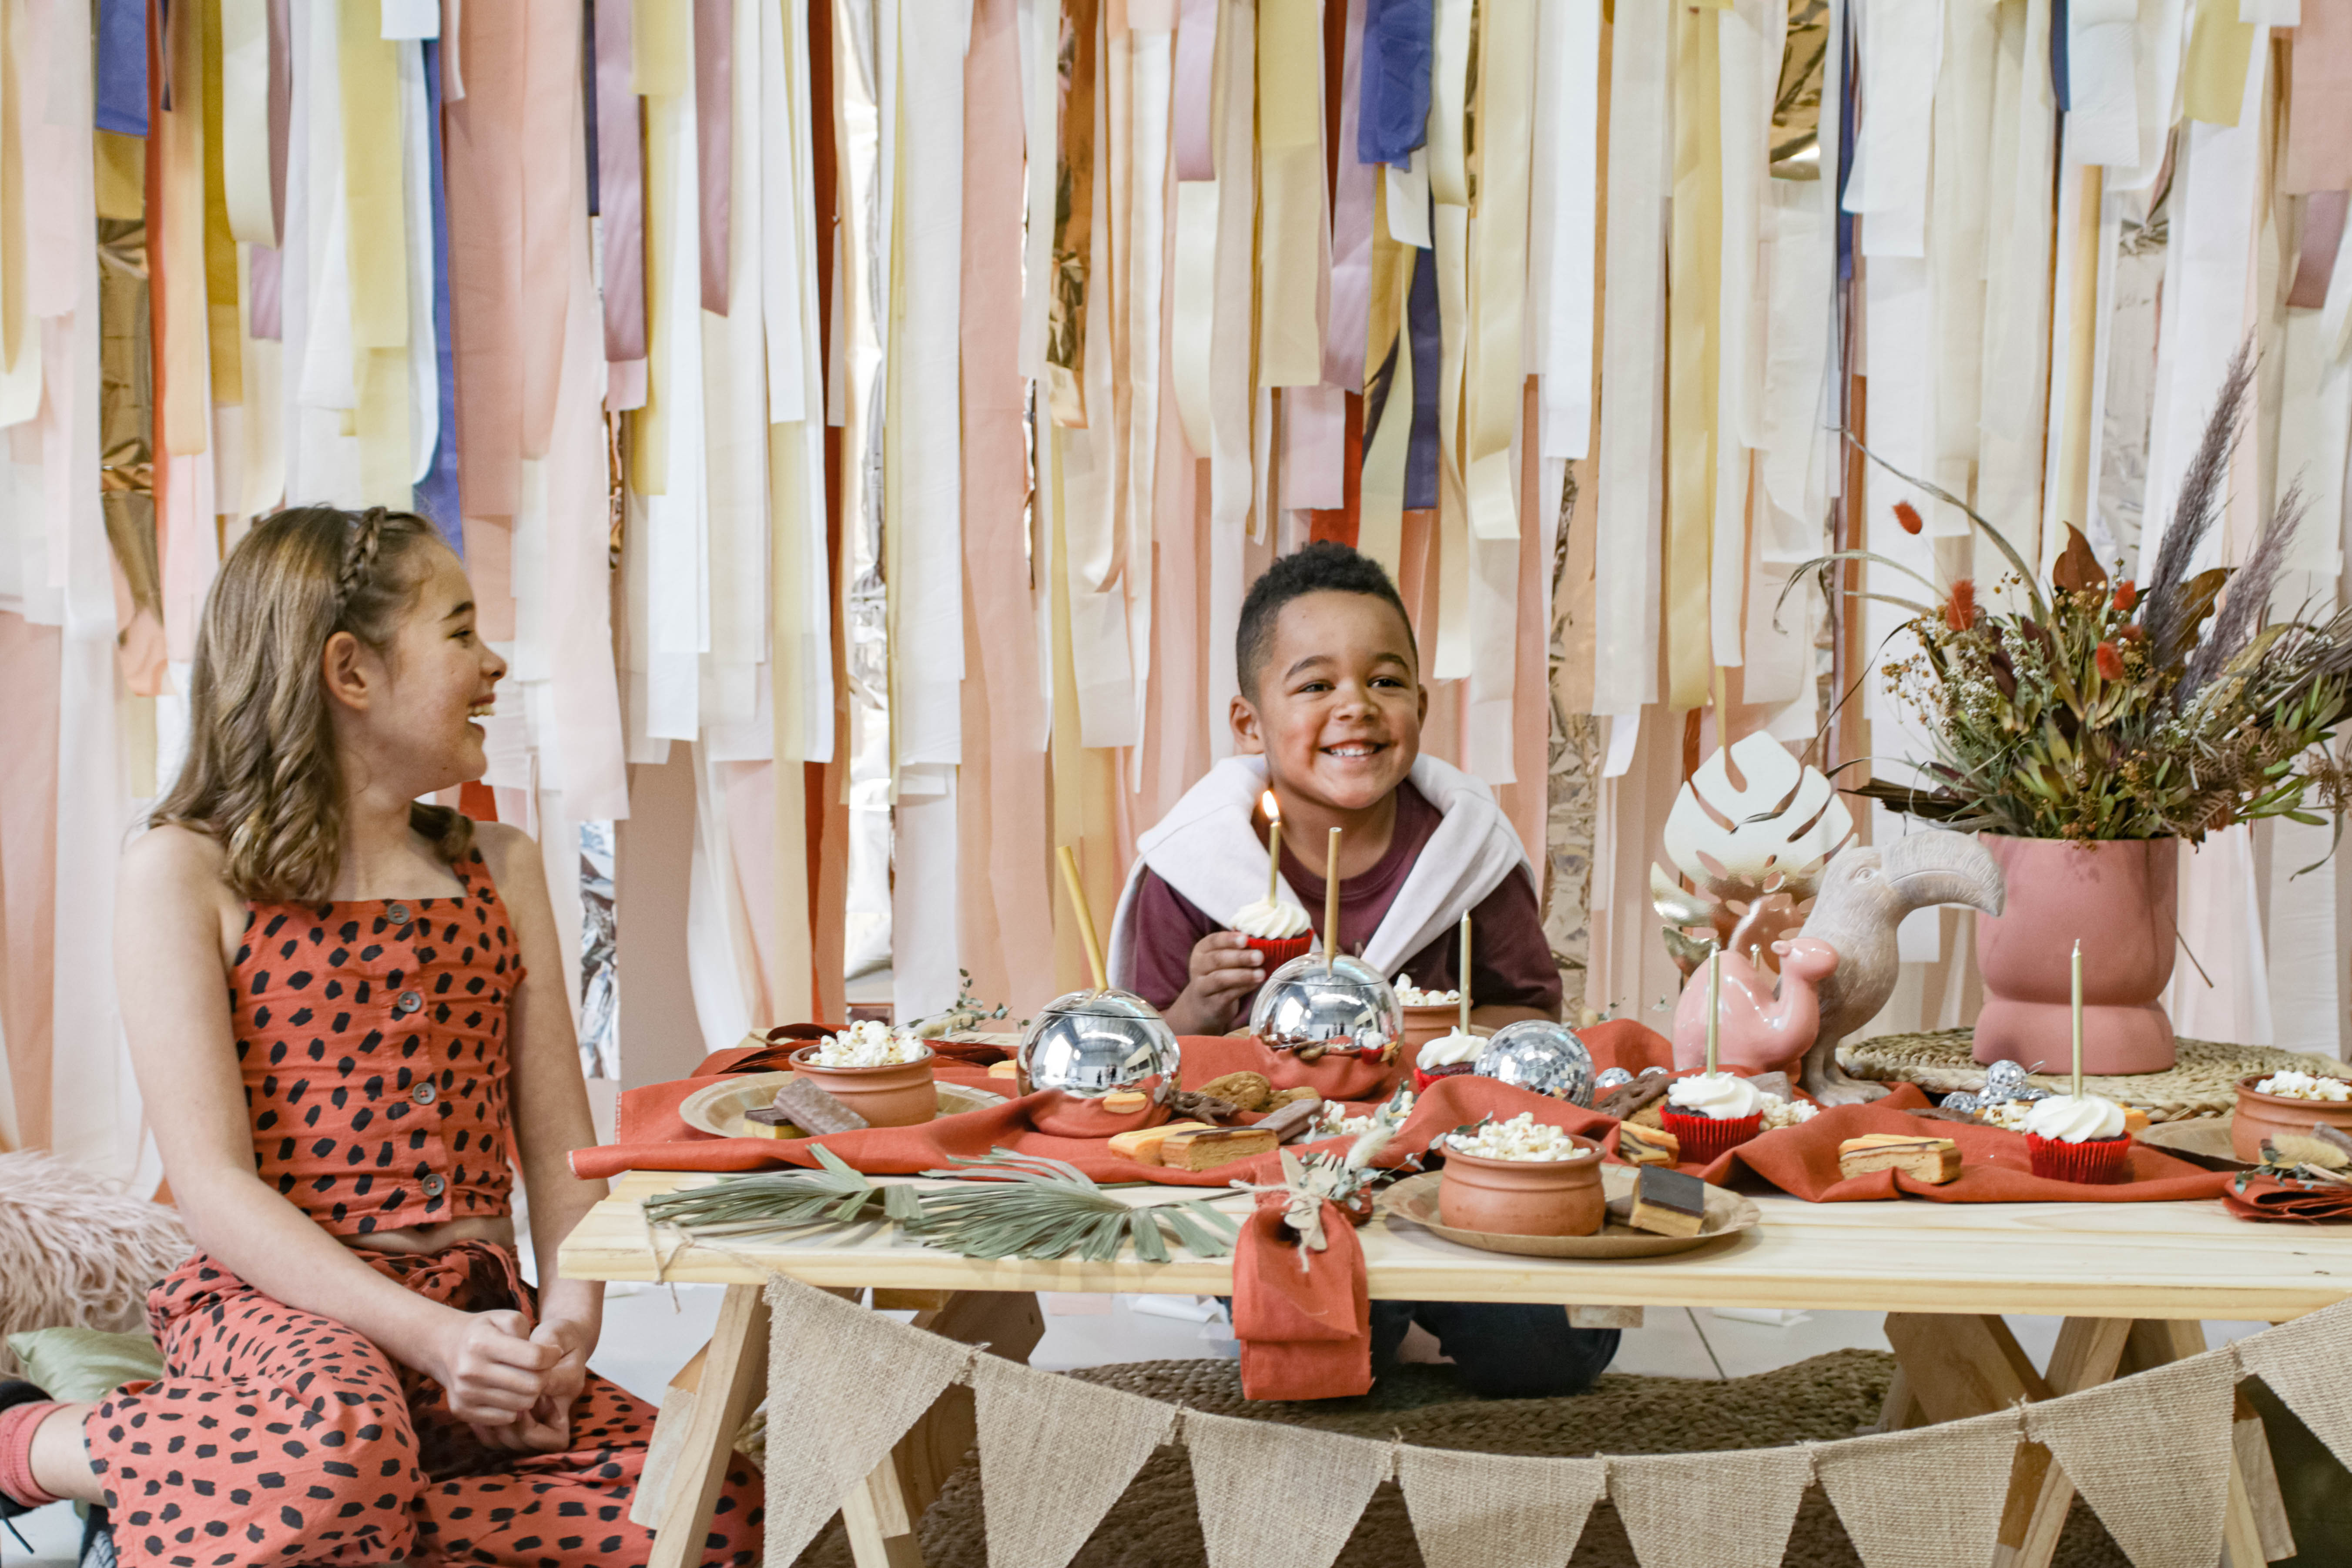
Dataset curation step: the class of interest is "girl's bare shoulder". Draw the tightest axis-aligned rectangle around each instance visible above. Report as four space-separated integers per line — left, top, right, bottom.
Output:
121 822 233 895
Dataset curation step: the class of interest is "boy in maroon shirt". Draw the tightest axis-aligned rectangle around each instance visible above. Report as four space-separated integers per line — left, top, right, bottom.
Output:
1107 543 1612 1397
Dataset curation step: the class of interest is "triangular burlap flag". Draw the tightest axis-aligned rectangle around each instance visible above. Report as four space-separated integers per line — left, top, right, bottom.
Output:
760 1274 975 1564
972 1353 1176 1568
1812 1408 2022 1568
2022 1346 2239 1568
2234 1299 2352 1473
1396 1444 1605 1568
1609 1447 1814 1568
1182 1410 1393 1568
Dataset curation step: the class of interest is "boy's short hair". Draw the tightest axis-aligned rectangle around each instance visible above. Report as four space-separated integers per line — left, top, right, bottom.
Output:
1235 542 1418 700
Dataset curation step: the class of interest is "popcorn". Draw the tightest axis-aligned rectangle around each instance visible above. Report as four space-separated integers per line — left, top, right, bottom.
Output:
1394 974 1463 1008
1977 1099 2034 1132
1315 1089 1415 1140
2255 1070 2352 1102
1758 1093 1817 1131
1444 1112 1594 1163
807 1019 930 1068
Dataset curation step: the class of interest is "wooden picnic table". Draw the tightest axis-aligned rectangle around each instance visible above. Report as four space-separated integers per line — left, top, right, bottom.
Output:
561 1169 2345 1568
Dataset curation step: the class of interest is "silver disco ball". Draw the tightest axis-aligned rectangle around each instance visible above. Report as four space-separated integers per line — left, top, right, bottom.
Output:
1473 1020 1596 1106
1016 987 1183 1102
1249 953 1402 1057
1593 1066 1634 1093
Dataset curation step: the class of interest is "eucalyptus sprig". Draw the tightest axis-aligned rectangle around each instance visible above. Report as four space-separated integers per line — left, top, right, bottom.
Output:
640 1146 1242 1265
641 1146 926 1235
911 1151 1240 1263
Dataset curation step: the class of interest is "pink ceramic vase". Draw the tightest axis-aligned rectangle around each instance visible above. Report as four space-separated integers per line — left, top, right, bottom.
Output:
1973 836 2178 1075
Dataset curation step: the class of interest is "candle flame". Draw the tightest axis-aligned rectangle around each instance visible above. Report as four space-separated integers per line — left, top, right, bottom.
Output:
1260 790 1280 823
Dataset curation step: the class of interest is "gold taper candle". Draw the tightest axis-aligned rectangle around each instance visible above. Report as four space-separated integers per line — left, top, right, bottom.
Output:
1458 914 1473 1035
1706 948 1722 1076
1323 828 1343 972
1056 844 1108 992
1261 791 1283 905
2071 939 2084 1100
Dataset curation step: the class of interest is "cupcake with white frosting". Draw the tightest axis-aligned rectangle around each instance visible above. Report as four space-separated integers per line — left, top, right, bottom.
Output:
1229 898 1314 968
1658 1072 1767 1164
1412 1027 1487 1092
2022 1093 2132 1185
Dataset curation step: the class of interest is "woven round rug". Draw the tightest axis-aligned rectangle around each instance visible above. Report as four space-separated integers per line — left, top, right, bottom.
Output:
789 1350 2130 1568
1838 1030 2349 1122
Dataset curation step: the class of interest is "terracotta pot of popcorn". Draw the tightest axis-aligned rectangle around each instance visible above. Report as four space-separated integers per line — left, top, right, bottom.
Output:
1437 1139 1606 1238
788 1045 938 1128
2231 1073 2352 1164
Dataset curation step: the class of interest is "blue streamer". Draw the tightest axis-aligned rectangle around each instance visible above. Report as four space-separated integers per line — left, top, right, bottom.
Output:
95 0 150 136
1404 237 1440 512
416 40 464 554
1357 0 1432 168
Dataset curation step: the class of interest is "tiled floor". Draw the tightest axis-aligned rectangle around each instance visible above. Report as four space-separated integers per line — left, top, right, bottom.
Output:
0 1283 2286 1565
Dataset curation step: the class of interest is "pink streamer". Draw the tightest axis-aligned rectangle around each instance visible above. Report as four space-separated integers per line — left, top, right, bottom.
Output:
2289 192 2346 310
1173 0 1218 181
1323 0 1373 391
595 0 647 361
2283 4 2352 195
695 0 734 315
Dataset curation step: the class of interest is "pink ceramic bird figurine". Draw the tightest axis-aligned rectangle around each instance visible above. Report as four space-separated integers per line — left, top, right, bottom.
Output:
1670 937 1841 1078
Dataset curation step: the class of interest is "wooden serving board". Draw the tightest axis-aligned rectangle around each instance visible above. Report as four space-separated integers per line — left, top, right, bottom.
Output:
1378 1167 1759 1260
678 1072 1005 1139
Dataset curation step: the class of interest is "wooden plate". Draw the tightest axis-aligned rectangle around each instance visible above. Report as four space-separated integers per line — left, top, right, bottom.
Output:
1378 1167 1759 1260
679 1072 1005 1139
2136 1115 2252 1172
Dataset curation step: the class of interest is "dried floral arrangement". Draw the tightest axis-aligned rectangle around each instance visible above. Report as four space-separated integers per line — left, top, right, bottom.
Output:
1798 348 2352 845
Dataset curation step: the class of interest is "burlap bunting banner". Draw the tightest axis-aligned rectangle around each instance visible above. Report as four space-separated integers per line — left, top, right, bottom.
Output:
736 1273 2347 1568
758 1276 977 1566
1608 1447 1814 1568
971 1352 1176 1568
1182 1410 1394 1568
1395 1445 1604 1568
2235 1299 2352 1474
1810 1409 2022 1568
2021 1346 2241 1568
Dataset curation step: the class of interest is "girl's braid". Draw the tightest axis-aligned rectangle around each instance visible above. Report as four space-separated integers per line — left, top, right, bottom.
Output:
332 506 389 614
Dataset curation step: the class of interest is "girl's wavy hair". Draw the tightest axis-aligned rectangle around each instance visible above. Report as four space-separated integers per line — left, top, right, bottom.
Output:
152 506 473 901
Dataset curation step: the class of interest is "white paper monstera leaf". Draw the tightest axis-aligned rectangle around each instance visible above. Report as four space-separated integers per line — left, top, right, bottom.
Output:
1654 734 1854 974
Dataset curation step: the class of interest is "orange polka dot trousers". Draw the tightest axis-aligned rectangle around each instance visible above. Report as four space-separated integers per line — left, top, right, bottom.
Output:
82 1242 763 1568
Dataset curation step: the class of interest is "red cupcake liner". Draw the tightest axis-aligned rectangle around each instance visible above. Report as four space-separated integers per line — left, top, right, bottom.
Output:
1243 933 1315 968
1660 1109 1765 1165
1412 1062 1476 1096
2027 1132 2132 1185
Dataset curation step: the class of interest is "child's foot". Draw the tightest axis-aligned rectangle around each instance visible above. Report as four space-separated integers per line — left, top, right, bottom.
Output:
0 1380 61 1518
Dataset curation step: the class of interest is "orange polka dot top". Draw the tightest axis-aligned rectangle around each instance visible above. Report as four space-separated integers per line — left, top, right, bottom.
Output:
229 848 525 1240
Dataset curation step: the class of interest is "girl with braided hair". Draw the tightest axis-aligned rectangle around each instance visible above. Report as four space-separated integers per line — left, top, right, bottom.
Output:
0 508 761 1566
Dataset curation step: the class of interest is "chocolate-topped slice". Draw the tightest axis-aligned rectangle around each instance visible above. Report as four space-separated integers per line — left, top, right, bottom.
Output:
754 1076 871 1136
1625 1166 1708 1238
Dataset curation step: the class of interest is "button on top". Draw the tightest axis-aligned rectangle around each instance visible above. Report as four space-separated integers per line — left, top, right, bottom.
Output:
412 1082 438 1106
385 902 412 926
393 990 423 1016
419 1174 446 1198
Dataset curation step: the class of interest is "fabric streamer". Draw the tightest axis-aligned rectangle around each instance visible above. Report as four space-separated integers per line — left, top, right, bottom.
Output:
1530 0 1600 463
1591 0 1669 717
1255 0 1324 389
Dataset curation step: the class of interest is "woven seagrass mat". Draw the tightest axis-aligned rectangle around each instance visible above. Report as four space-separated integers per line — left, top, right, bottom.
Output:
791 1350 2131 1568
1838 1030 2350 1122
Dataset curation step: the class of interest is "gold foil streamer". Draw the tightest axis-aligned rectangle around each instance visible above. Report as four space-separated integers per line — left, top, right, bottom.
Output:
99 218 161 624
1770 0 1827 180
1046 0 1100 427
1664 0 1720 711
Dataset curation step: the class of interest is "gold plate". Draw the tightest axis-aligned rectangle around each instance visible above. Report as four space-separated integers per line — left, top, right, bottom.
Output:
678 1071 1005 1140
1379 1167 1760 1260
2136 1115 2251 1172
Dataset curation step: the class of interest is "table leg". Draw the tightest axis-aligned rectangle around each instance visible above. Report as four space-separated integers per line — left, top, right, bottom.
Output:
1994 1316 2131 1568
648 1283 772 1568
839 1290 1049 1568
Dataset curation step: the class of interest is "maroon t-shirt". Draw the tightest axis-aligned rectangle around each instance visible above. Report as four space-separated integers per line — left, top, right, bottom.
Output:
1127 780 1563 1030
